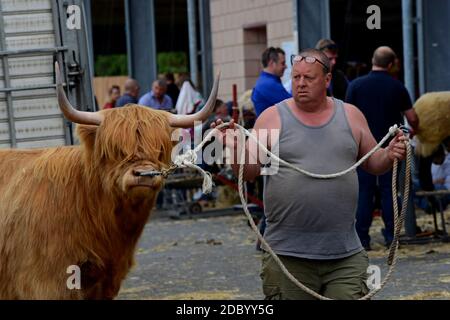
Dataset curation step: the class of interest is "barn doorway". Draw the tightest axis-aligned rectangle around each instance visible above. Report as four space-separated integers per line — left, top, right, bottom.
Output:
329 0 409 82
243 25 267 90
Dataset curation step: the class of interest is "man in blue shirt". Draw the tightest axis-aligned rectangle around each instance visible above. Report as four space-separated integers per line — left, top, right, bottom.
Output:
346 46 419 250
251 47 291 251
138 79 173 111
251 47 291 117
116 78 140 107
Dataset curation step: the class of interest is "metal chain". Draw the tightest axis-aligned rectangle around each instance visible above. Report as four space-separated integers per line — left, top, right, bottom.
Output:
160 165 179 178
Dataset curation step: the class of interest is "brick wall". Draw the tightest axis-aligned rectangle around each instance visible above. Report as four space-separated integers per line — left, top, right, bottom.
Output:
210 0 294 102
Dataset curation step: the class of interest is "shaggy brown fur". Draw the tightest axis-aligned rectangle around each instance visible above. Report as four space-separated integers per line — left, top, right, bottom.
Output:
414 91 450 157
0 105 174 299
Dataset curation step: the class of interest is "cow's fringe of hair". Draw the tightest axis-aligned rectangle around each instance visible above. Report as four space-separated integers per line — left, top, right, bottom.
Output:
93 106 173 167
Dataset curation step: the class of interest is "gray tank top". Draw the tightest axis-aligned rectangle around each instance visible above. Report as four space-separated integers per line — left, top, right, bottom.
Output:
263 98 363 259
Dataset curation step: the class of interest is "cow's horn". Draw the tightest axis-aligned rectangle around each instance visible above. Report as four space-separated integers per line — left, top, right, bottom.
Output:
168 72 220 128
55 62 103 125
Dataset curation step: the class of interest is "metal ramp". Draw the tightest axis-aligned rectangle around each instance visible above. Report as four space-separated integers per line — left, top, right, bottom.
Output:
0 0 94 149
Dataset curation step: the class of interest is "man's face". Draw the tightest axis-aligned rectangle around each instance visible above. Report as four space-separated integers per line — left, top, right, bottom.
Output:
152 83 166 99
111 88 120 101
130 85 140 98
291 57 331 104
271 53 287 78
323 50 338 72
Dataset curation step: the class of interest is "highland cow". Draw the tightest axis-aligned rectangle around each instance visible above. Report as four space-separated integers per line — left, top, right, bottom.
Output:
0 63 219 299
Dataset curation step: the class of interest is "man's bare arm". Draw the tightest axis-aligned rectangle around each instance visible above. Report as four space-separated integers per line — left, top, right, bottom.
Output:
211 105 280 181
345 103 407 175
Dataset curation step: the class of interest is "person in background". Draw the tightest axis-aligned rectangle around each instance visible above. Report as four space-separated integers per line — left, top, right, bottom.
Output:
116 78 140 107
431 144 450 209
346 46 419 250
103 85 120 109
138 79 173 111
315 39 349 101
202 99 230 132
251 47 291 117
176 79 204 115
165 73 180 106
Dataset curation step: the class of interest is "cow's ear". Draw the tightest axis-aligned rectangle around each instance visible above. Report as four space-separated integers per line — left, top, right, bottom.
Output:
77 124 98 149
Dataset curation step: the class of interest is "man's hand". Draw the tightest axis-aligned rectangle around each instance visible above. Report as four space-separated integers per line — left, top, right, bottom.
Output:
210 117 235 130
210 118 261 181
210 118 242 150
386 131 408 161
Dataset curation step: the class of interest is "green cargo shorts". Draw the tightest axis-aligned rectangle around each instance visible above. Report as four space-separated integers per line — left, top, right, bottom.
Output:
260 250 369 300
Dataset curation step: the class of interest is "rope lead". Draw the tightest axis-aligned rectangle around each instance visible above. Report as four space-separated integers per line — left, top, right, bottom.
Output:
170 123 411 300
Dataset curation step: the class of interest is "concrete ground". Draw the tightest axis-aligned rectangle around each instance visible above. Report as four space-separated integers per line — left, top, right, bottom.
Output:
118 208 450 300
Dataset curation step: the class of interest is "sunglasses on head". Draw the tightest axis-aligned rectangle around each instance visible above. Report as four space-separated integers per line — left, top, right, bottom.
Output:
290 55 329 72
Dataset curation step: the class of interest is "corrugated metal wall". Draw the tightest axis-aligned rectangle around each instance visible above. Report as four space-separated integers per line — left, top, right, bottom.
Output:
422 0 450 92
0 0 65 148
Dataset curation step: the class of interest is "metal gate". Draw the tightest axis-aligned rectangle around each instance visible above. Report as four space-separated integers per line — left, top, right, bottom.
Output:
0 0 94 149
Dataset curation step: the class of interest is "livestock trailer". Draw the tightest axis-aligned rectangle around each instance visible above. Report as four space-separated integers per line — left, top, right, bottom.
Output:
0 0 94 149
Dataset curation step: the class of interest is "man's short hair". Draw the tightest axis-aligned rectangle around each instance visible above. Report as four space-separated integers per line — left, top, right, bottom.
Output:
372 47 397 68
152 78 167 88
124 78 139 91
296 48 331 74
315 39 338 54
262 47 285 68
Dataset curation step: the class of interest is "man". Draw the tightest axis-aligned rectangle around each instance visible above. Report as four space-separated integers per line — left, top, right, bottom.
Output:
139 79 173 111
251 47 291 117
165 73 180 105
211 48 407 299
346 46 419 250
315 39 349 101
251 47 291 250
115 78 140 107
